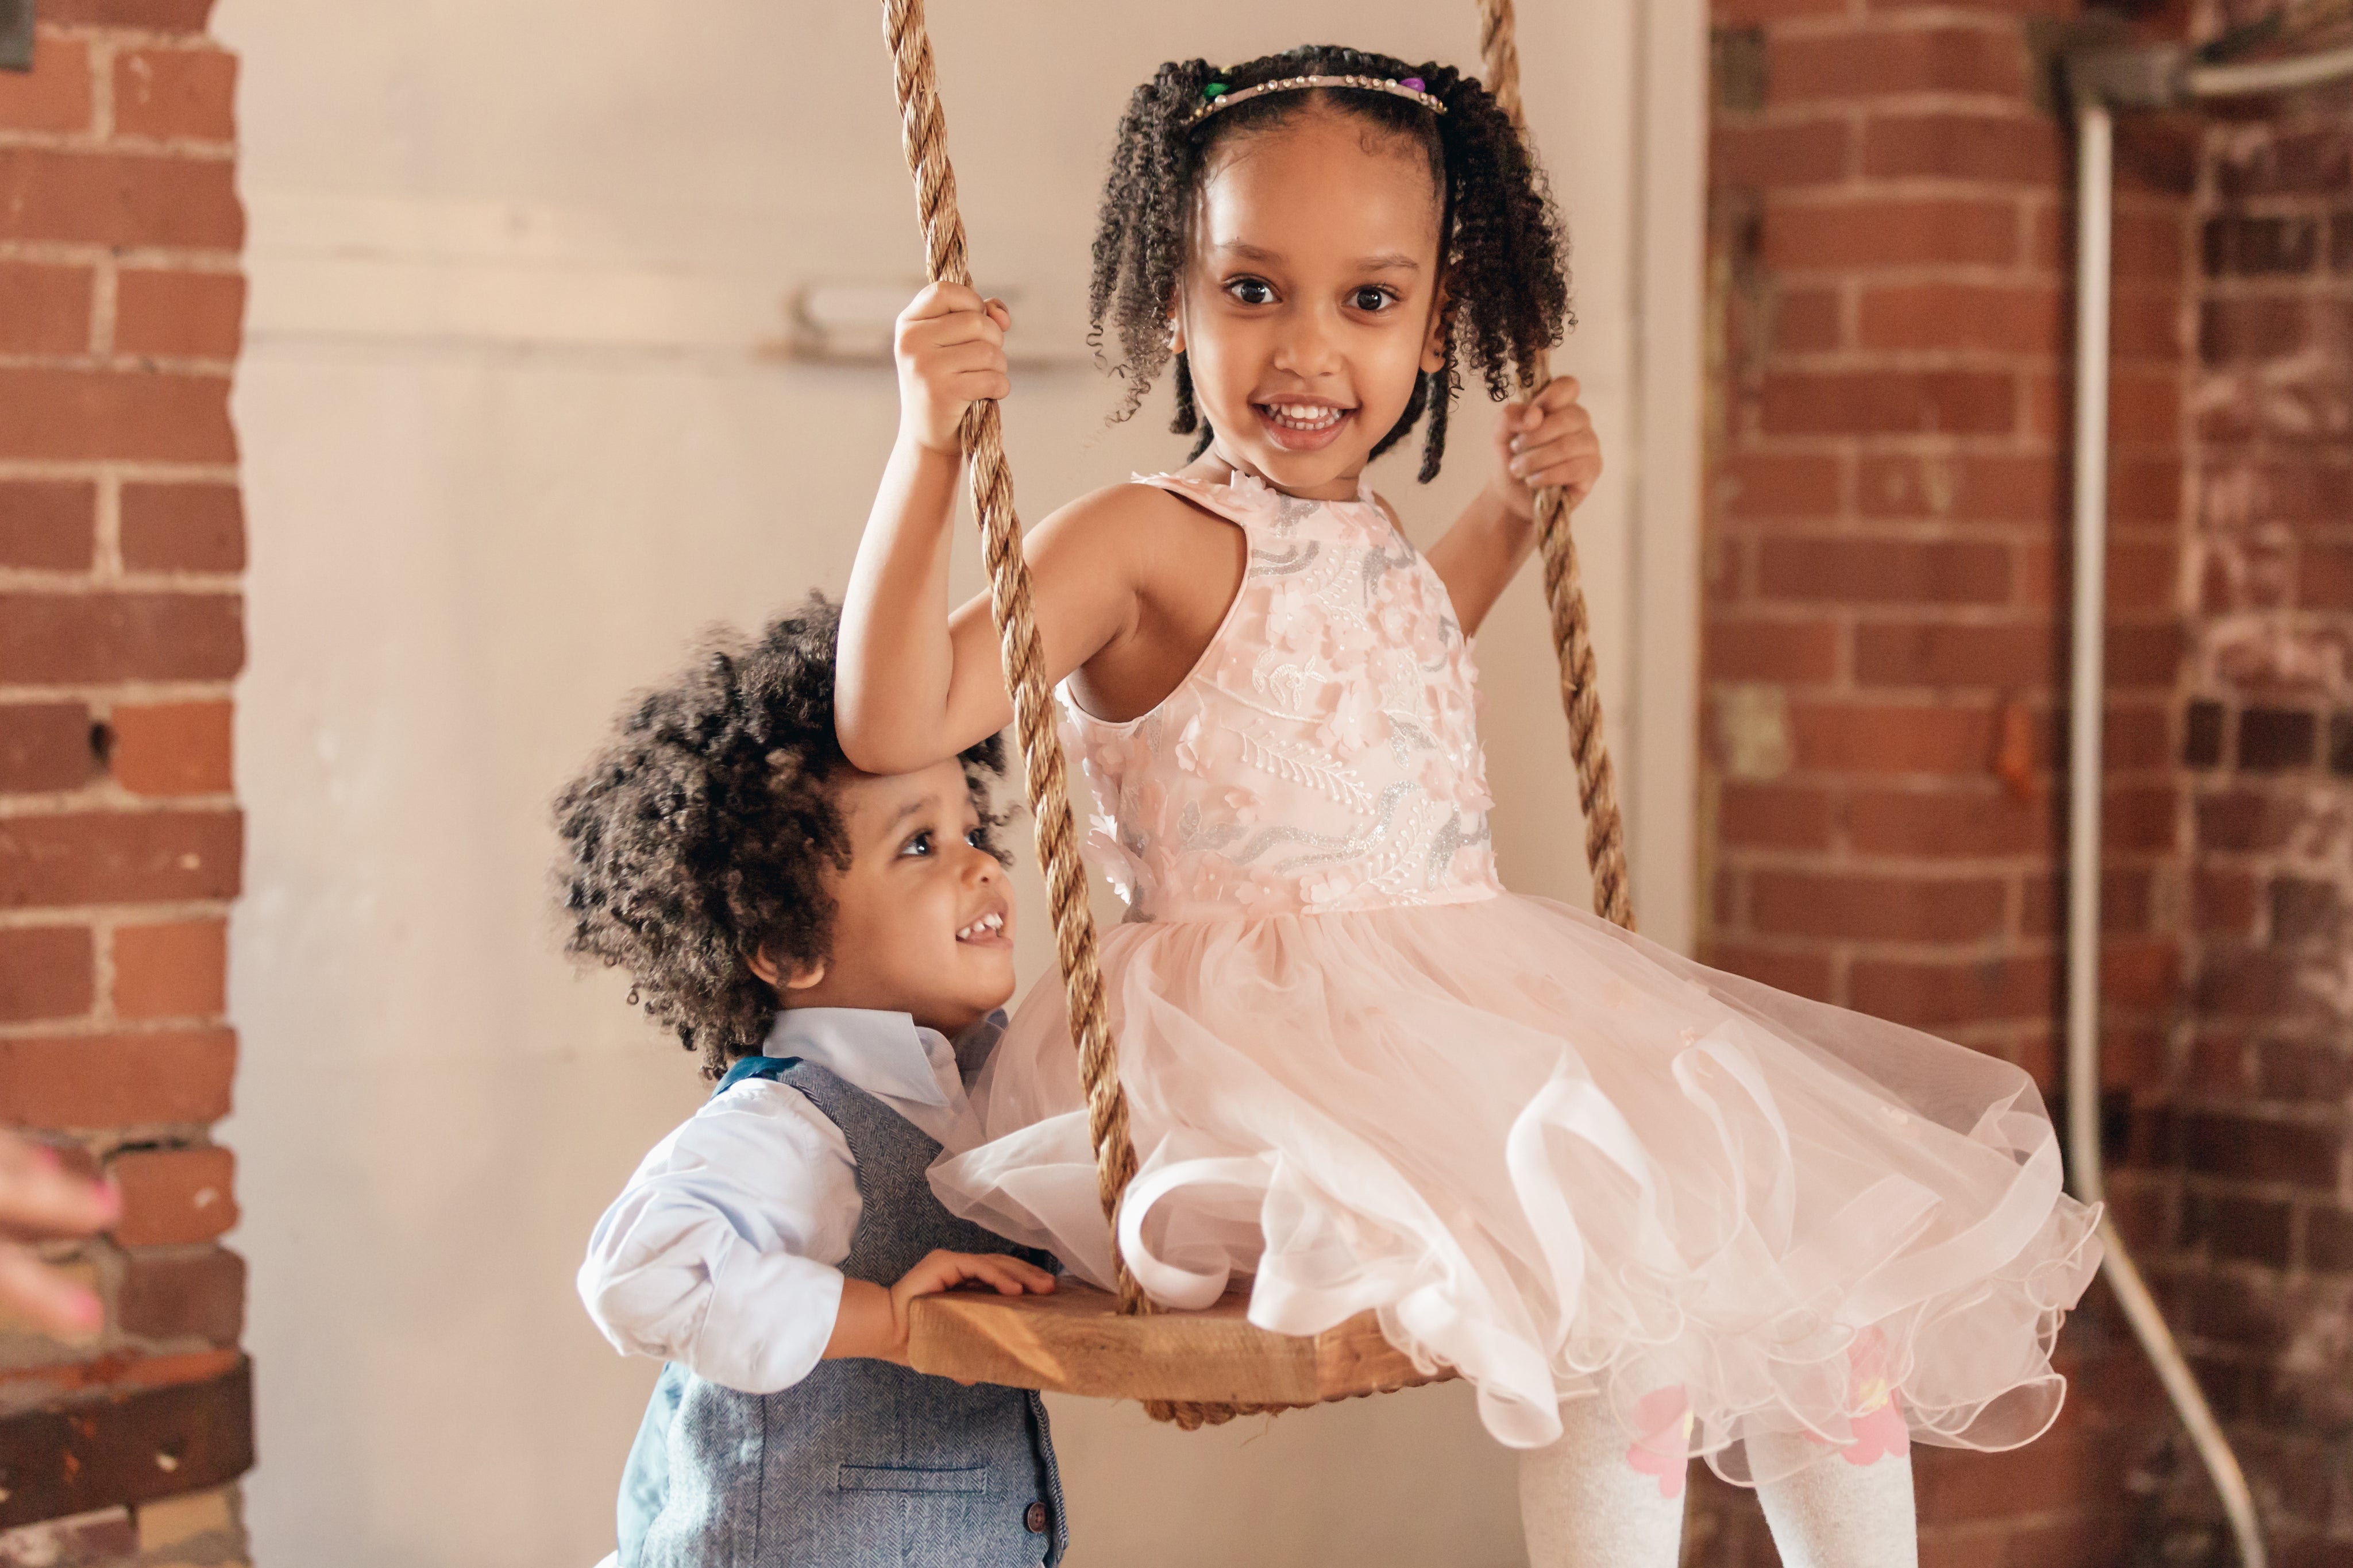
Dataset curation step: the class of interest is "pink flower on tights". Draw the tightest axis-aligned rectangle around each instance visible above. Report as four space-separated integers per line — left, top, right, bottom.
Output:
1838 1327 1909 1467
1839 1392 1909 1467
1622 1385 1692 1499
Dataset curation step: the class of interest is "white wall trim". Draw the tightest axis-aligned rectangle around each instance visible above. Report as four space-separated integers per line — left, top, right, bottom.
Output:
1628 0 1707 955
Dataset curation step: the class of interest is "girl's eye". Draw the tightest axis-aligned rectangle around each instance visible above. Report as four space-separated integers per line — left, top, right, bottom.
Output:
901 830 933 858
1226 277 1275 307
1350 286 1395 312
965 827 986 848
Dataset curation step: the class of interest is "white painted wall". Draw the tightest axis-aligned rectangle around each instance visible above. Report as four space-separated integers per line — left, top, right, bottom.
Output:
213 3 1703 1563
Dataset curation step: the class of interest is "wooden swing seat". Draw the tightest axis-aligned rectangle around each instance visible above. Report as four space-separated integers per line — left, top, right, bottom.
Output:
909 1284 1452 1405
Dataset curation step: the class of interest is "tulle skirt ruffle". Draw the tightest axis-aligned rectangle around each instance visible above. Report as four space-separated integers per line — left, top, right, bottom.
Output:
931 893 2101 1487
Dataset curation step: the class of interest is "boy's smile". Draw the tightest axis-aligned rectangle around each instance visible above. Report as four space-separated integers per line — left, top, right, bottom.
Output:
761 758 1016 1037
1174 106 1446 499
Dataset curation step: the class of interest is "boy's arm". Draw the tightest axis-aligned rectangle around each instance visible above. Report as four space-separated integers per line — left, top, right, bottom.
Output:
836 283 1147 775
1422 376 1602 638
577 1086 857 1394
578 1083 1051 1392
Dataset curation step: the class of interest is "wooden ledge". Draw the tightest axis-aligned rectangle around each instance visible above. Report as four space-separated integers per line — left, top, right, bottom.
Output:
907 1281 1452 1406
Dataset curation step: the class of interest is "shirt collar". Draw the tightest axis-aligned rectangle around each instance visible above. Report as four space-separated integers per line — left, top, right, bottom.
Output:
756 1007 1005 1146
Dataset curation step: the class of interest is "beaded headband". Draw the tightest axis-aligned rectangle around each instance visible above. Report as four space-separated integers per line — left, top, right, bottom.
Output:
1188 72 1448 127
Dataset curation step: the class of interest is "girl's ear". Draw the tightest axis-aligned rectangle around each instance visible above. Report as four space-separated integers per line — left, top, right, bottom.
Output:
748 947 827 992
1168 311 1186 356
1418 280 1451 375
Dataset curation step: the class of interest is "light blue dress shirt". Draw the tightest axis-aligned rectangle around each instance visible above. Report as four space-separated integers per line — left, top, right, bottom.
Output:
577 1007 994 1395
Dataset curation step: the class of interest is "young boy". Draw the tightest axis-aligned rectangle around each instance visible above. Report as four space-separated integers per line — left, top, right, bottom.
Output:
557 596 1064 1568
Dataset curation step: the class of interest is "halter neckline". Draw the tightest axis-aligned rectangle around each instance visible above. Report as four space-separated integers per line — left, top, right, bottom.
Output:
1154 467 1379 509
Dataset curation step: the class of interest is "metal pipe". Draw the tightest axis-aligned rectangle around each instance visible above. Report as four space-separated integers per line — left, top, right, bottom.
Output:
2062 33 2353 1565
2189 43 2353 98
2067 100 2268 1568
2067 102 2112 1230
2069 37 2353 110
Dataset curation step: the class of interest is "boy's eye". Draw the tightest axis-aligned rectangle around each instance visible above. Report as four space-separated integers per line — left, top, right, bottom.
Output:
1349 285 1396 312
1225 277 1275 306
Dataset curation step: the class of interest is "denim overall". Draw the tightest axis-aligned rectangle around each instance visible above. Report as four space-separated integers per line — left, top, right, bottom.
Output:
618 1055 1067 1567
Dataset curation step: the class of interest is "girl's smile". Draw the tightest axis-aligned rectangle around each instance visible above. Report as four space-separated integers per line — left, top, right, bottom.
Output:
1254 395 1356 449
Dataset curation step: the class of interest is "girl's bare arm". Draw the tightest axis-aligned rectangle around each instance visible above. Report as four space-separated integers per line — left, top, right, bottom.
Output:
838 283 1143 774
1422 375 1602 636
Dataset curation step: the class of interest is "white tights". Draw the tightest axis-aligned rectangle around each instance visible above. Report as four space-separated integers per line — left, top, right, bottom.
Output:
1517 1401 1919 1568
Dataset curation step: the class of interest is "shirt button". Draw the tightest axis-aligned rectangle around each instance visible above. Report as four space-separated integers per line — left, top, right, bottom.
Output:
1024 1501 1050 1534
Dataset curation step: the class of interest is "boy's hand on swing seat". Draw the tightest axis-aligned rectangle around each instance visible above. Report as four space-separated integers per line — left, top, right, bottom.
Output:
827 1248 1056 1376
895 281 1014 457
1488 373 1602 523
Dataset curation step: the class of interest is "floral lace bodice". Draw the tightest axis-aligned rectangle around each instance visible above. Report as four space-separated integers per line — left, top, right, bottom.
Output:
1063 471 1502 922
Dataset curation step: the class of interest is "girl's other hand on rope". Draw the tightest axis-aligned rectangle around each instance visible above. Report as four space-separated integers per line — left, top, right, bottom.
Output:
1488 375 1602 523
0 1133 116 1341
895 282 1013 457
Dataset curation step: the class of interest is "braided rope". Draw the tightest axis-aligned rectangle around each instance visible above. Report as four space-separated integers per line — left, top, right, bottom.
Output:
1476 0 1636 932
880 0 1147 1315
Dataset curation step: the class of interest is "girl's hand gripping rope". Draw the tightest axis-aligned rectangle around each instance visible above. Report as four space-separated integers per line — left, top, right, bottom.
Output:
1487 374 1602 522
894 282 1014 456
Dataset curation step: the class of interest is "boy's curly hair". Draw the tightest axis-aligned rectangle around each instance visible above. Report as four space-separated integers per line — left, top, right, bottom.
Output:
1090 43 1572 483
553 596 1009 1080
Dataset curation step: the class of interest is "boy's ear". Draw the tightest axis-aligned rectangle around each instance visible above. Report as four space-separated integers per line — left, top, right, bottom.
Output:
748 948 827 992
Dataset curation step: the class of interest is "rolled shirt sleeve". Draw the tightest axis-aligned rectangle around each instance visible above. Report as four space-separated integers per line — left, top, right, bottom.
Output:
579 1080 861 1395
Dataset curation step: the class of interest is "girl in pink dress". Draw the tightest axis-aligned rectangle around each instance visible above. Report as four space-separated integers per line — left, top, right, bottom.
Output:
839 44 2099 1567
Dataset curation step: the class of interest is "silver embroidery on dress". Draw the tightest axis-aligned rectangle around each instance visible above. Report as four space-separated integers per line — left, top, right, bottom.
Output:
1360 539 1418 606
1386 714 1441 765
1270 491 1321 536
1251 541 1318 577
1425 808 1494 890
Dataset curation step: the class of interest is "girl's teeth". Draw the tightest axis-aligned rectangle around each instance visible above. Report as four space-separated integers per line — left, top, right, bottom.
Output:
1267 404 1343 430
957 912 1005 941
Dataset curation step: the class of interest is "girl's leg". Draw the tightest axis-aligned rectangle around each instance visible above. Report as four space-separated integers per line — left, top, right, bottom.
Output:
1748 1434 1919 1568
1517 1397 1687 1568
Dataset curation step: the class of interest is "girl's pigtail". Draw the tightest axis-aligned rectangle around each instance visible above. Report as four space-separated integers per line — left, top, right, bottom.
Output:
1433 67 1571 403
1418 360 1454 484
1091 57 1216 424
1420 64 1468 483
1370 373 1428 466
1171 350 1198 437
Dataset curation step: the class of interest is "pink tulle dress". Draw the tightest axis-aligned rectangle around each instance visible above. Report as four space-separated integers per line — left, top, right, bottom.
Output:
931 469 2101 1487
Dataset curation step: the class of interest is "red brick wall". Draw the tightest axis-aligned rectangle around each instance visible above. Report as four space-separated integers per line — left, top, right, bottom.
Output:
2148 69 2353 1565
0 0 250 1558
1695 1 2200 1561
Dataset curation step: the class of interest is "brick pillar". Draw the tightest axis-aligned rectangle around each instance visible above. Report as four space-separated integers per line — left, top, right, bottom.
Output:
0 1 250 1561
1692 2 2195 1561
2156 86 2353 1562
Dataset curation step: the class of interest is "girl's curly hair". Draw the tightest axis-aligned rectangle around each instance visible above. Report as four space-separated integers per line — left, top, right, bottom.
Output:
1090 43 1572 483
552 595 1008 1080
